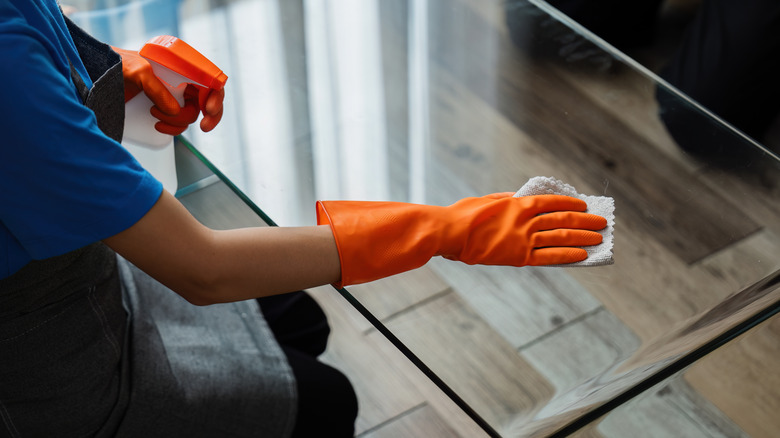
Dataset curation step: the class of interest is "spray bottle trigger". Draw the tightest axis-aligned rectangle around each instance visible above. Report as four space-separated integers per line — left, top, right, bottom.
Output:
139 36 227 92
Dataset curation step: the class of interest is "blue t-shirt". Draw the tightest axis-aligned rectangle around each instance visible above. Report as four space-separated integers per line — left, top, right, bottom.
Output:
0 0 163 278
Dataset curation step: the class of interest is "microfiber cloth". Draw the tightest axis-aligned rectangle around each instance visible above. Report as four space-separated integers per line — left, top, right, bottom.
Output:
515 176 615 266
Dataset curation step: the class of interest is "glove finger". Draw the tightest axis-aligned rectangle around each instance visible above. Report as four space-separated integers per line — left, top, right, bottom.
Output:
200 106 224 132
531 211 607 231
150 102 200 126
532 229 602 248
152 98 199 135
138 71 181 115
199 88 225 132
203 87 225 115
527 247 588 266
154 122 188 136
184 84 201 101
522 194 588 214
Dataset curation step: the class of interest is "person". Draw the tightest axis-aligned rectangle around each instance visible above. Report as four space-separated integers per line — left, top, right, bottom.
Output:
0 0 608 436
505 0 780 163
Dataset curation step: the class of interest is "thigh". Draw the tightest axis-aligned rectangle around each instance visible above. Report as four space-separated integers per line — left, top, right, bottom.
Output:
259 293 357 436
257 290 331 357
282 347 358 438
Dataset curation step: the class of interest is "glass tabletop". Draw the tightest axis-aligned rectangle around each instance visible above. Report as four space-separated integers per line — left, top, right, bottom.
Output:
570 311 780 438
69 0 780 436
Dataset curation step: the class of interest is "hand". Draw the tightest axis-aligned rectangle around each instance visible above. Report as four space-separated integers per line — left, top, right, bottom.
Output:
149 85 199 136
437 193 604 266
149 85 225 135
197 86 225 132
114 47 226 135
113 46 180 116
316 193 607 287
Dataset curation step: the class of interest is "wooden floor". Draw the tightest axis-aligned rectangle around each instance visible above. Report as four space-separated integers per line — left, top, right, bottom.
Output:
179 0 780 436
308 0 780 436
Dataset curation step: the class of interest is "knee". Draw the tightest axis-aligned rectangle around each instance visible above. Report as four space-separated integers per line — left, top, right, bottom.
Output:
286 348 358 438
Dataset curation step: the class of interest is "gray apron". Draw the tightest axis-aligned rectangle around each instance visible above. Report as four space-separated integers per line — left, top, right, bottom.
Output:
0 16 296 438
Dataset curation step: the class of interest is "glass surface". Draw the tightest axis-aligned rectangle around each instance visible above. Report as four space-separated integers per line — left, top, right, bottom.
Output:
71 0 780 436
570 311 780 438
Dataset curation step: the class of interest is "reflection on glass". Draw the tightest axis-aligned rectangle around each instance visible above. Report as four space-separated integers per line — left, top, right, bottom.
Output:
305 0 391 202
572 311 780 438
72 0 780 436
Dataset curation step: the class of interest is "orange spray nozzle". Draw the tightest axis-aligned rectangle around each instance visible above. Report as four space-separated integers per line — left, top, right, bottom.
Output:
140 35 228 92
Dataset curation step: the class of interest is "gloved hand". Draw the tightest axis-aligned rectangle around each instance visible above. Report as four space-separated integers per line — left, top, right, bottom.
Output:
113 47 225 135
148 84 199 135
316 193 607 287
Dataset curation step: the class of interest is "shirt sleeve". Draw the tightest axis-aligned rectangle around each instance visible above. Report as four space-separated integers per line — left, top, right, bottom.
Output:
0 23 163 260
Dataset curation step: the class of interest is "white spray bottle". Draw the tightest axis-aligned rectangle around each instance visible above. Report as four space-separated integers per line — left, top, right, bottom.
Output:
122 35 227 194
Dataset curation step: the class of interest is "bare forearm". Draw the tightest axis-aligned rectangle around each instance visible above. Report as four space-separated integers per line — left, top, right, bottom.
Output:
204 225 341 302
104 190 341 305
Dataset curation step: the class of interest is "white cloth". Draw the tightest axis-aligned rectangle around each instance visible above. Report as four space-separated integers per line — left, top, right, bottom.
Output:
515 176 615 266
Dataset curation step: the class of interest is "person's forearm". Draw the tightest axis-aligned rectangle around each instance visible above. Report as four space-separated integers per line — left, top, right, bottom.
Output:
104 190 341 305
203 225 341 303
106 185 608 305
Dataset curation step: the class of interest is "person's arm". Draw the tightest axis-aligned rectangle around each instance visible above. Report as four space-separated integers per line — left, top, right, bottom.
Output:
105 46 606 305
102 189 341 305
104 189 608 306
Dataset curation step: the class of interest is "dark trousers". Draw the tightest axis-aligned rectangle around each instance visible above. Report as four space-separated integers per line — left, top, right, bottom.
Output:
257 291 358 437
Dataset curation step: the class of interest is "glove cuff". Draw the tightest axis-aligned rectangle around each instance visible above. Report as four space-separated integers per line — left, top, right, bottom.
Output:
316 201 442 287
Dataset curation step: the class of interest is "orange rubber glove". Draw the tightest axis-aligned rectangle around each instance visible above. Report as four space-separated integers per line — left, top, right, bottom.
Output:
316 193 607 288
113 47 225 135
149 84 200 135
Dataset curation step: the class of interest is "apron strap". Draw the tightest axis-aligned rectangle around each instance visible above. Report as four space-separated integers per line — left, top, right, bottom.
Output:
62 15 126 142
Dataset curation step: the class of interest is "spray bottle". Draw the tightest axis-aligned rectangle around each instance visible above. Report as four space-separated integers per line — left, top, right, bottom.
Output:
122 35 228 194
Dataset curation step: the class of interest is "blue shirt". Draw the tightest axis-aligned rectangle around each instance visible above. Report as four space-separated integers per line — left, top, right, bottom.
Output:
0 0 163 278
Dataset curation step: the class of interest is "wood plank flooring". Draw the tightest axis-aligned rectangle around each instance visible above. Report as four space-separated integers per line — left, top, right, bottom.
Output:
177 0 780 436
329 0 780 436
179 181 491 437
431 0 761 266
